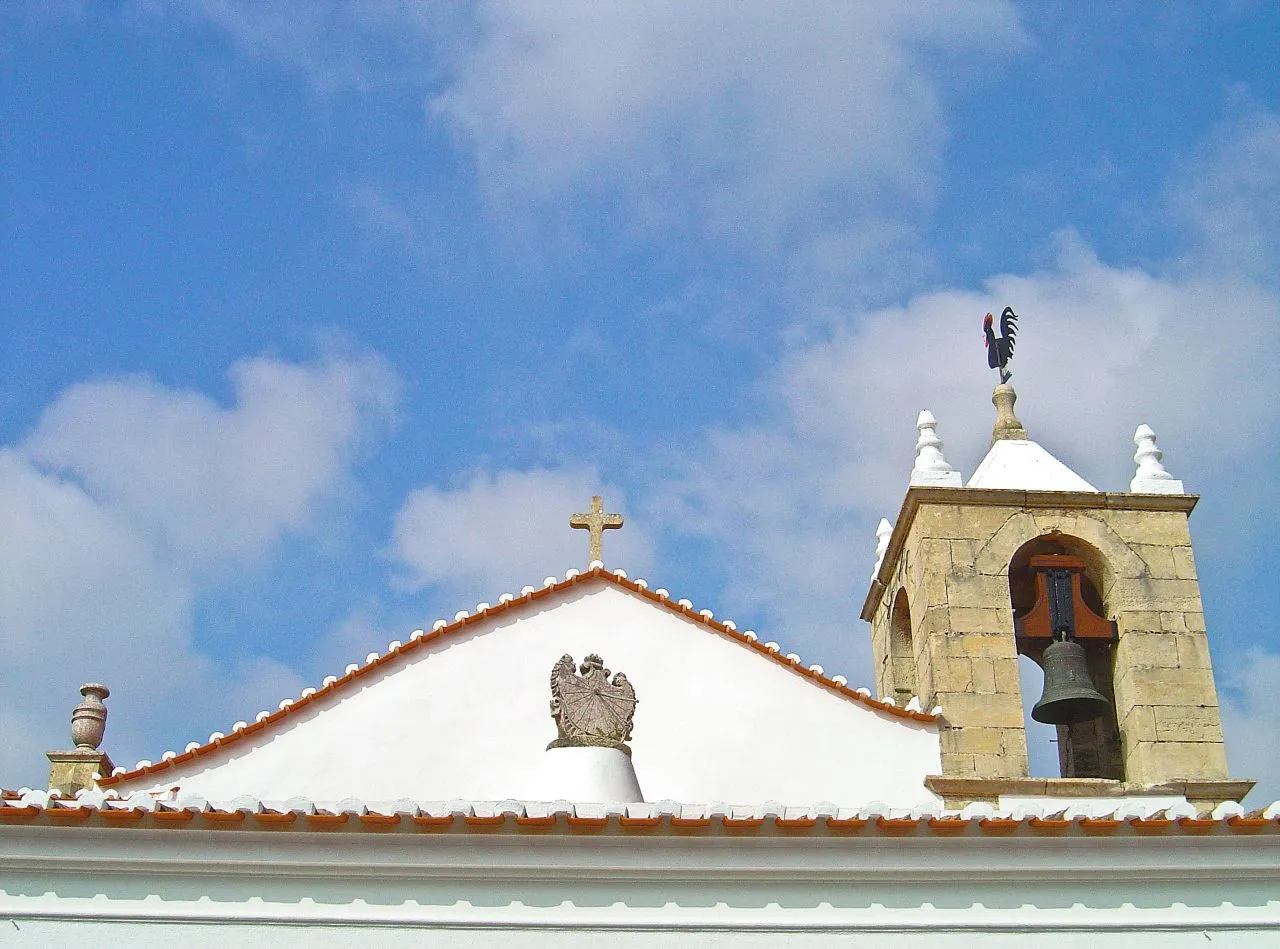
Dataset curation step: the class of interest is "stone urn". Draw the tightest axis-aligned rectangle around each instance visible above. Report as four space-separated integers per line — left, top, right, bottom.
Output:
70 683 110 750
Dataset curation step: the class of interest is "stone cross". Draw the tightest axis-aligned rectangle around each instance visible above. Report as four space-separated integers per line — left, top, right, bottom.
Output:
570 495 623 564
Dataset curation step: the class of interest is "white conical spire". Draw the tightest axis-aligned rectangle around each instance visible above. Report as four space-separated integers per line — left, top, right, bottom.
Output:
1130 424 1184 494
872 517 893 580
910 410 962 486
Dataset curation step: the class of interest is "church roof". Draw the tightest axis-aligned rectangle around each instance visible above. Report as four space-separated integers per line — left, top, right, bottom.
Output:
5 787 1277 834
966 438 1099 492
98 565 936 789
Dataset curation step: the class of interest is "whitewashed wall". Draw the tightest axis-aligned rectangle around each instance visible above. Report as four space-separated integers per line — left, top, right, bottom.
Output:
2 826 1277 947
117 582 940 805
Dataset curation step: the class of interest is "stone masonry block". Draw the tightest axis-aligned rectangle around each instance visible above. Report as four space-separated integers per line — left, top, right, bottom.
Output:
1114 631 1180 669
1116 610 1163 633
1109 577 1204 614
948 539 979 572
1126 740 1228 784
921 605 953 639
941 752 978 775
1106 510 1193 548
944 573 1011 609
1174 631 1214 669
951 630 1019 660
1153 704 1224 743
934 657 974 693
1159 612 1187 632
937 691 1025 729
947 606 1012 636
973 753 1019 778
1172 546 1198 580
1115 665 1219 709
993 657 1022 694
1119 704 1157 744
1132 544 1178 579
918 504 1018 542
907 549 950 611
940 725 1005 757
967 657 997 694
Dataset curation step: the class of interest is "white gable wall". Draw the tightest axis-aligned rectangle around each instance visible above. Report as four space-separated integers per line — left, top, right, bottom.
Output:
123 582 940 805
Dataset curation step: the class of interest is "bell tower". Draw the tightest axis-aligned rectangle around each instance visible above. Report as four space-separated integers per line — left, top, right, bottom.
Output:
862 385 1253 809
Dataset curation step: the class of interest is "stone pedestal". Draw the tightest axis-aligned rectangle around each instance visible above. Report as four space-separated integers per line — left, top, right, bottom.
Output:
540 745 644 803
46 748 113 797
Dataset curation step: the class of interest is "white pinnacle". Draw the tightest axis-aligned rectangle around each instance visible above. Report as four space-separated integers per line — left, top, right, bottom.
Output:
1130 424 1184 494
910 410 963 486
872 518 893 580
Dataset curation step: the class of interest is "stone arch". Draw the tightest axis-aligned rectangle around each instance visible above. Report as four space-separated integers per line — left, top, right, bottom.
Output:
1008 532 1123 780
974 510 1146 600
889 587 916 704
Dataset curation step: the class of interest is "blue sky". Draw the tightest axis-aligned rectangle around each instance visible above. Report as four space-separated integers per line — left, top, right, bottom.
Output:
3 2 1279 800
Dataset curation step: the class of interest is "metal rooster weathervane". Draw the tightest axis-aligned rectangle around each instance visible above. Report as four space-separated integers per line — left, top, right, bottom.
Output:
983 306 1019 383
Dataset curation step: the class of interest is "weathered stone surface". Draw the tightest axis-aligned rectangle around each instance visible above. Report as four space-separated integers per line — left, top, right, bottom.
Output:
917 504 1018 541
940 725 1006 756
46 749 110 798
1174 631 1214 668
951 630 1018 659
946 606 1013 636
1153 704 1224 743
1132 544 1177 579
1113 630 1180 669
1109 577 1205 613
1105 509 1194 547
1119 704 1157 744
967 657 998 694
936 691 1025 729
944 573 1011 609
1115 665 1220 708
1172 545 1199 580
548 653 637 751
1126 739 1229 783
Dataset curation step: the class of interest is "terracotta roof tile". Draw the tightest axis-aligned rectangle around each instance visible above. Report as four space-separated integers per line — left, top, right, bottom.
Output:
3 792 1278 838
100 566 936 788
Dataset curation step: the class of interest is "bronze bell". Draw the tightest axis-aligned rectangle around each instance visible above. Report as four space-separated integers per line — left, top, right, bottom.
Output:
1031 639 1111 725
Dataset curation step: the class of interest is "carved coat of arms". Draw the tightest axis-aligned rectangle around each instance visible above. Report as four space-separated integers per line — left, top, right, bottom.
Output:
548 653 637 753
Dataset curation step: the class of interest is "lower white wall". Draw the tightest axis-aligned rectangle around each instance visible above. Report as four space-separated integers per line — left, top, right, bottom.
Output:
2 826 1277 947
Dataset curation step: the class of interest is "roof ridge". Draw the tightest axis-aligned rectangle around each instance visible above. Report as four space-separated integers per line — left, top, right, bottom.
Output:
98 565 937 788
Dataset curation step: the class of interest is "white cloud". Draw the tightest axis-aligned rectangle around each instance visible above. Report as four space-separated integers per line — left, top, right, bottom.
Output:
23 353 398 567
1220 650 1280 806
1171 93 1280 280
134 0 443 94
0 353 399 788
391 467 655 603
432 1 1023 254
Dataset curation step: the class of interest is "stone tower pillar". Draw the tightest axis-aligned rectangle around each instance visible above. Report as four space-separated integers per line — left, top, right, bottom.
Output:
862 396 1251 808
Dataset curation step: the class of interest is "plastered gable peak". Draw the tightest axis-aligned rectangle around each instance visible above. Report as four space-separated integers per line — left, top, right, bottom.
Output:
100 566 937 794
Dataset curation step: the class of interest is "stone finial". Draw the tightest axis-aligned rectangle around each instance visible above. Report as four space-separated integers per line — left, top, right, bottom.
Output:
910 410 963 486
991 383 1028 443
1130 424 1184 494
47 683 114 797
548 653 637 754
872 518 893 580
71 683 109 749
